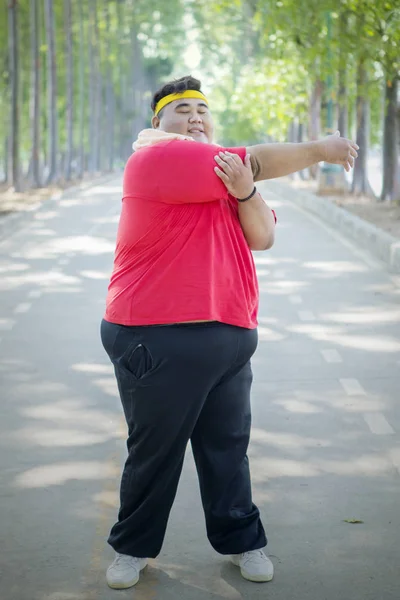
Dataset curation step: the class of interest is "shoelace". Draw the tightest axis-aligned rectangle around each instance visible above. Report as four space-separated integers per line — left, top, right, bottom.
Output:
241 550 266 565
114 553 140 566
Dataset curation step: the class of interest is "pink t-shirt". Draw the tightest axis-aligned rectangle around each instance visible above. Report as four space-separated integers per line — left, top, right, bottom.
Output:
104 140 260 329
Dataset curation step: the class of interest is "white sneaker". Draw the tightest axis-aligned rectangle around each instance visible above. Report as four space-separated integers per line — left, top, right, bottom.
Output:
231 549 274 582
106 553 148 589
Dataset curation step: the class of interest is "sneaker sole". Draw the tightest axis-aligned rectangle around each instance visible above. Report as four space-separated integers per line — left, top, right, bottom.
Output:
239 570 274 583
230 557 273 583
106 563 147 589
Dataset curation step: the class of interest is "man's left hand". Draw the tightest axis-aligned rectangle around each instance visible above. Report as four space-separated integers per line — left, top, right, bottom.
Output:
214 151 254 199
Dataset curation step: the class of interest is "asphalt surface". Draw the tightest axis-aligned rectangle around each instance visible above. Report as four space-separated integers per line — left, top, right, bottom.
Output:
1 176 399 600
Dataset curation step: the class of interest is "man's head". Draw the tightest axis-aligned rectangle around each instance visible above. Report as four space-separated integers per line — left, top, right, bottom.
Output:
151 75 214 144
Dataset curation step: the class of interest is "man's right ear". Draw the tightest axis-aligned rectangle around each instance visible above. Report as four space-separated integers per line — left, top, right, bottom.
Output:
151 115 160 129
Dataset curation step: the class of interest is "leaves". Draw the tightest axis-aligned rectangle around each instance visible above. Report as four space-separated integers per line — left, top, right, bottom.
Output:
343 518 365 524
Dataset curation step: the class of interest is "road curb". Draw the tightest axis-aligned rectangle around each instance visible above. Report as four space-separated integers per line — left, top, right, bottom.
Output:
269 179 400 274
0 171 122 242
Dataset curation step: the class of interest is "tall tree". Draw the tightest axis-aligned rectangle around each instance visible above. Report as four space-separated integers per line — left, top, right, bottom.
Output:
381 77 399 202
64 0 73 180
351 57 374 196
104 0 115 171
77 0 85 177
44 0 58 184
337 12 348 138
29 0 41 187
8 0 20 191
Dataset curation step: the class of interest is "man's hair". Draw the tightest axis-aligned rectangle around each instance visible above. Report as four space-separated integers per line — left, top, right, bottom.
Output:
151 75 202 116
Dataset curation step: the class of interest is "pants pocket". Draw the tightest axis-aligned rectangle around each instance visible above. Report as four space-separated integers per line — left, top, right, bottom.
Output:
127 343 154 380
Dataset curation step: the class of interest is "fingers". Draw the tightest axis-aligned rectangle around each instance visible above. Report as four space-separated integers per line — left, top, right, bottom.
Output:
350 147 358 158
215 153 236 176
344 139 359 152
214 166 229 182
224 151 242 165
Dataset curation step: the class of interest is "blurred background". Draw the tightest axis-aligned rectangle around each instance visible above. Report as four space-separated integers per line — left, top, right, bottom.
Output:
2 0 400 202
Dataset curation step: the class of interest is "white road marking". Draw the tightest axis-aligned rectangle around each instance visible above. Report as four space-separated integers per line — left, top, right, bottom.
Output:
0 319 16 331
273 269 285 279
298 310 316 321
14 303 32 314
364 413 395 435
340 378 366 396
58 258 69 266
321 349 343 363
289 295 303 305
28 290 42 299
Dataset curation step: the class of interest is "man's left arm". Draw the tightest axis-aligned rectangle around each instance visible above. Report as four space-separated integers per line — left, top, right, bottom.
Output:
247 132 359 181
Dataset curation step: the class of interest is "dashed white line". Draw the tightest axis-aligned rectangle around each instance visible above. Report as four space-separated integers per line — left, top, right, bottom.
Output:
14 303 32 314
321 349 343 363
364 413 395 435
340 378 366 396
289 295 303 305
0 319 16 331
298 310 316 322
28 290 42 299
58 258 69 266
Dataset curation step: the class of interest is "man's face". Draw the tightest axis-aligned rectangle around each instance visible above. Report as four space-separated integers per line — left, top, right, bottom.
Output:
151 97 214 144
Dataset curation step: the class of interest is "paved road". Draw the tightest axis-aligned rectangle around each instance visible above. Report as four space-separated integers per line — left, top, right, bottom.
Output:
1 177 399 600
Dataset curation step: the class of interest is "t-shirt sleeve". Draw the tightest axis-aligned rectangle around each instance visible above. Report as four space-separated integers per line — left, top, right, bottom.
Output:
124 141 247 204
223 146 247 162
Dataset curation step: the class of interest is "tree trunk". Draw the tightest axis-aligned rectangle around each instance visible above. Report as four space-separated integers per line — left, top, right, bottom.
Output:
308 79 323 179
338 66 348 138
131 21 146 143
298 122 307 180
3 138 9 184
29 0 41 187
93 0 101 171
44 0 58 184
116 0 123 161
337 12 348 138
351 58 374 197
8 0 21 191
381 77 400 202
78 0 85 177
105 1 114 171
64 0 73 180
88 0 96 173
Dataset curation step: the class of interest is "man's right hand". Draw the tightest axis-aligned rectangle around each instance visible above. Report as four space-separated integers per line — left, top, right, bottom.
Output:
318 131 359 172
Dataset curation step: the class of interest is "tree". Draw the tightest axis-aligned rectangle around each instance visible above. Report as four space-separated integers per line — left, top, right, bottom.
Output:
77 0 86 177
382 77 399 201
44 0 58 184
8 0 20 191
351 56 374 196
64 0 73 180
29 0 41 187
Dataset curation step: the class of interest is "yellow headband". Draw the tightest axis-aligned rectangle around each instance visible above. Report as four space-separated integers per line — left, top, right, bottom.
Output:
154 90 209 116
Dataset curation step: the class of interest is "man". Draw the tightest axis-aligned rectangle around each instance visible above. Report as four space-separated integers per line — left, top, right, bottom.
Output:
101 75 358 590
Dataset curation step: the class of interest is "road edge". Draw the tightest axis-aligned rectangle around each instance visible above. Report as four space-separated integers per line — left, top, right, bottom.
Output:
0 171 122 242
268 179 400 274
